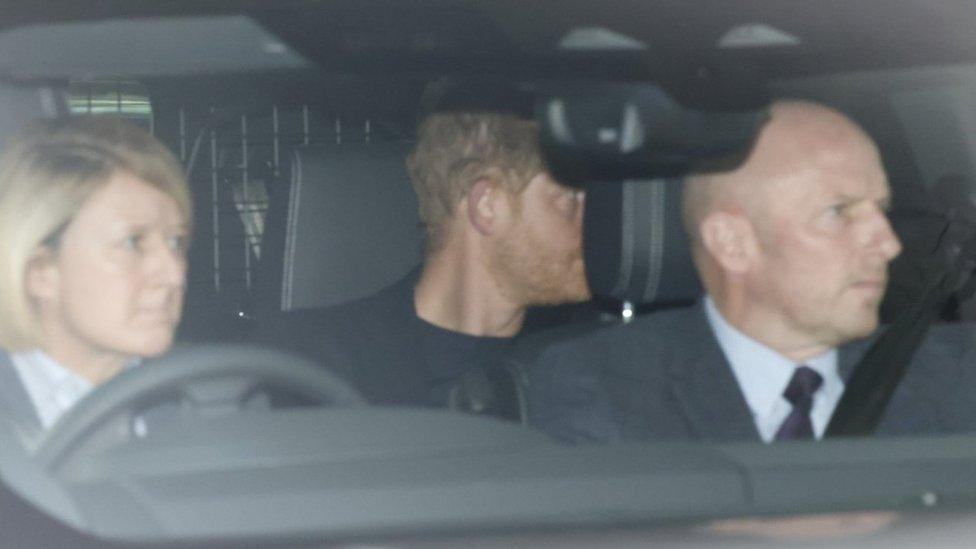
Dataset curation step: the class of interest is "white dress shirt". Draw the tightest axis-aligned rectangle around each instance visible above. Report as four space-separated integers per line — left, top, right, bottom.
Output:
10 350 94 430
703 296 845 442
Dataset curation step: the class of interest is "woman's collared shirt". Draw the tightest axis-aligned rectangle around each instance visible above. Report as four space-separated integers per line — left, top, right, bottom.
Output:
10 350 93 429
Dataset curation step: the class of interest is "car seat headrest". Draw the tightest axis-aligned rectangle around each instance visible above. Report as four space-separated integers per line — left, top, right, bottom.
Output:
583 178 702 307
0 82 67 150
280 141 422 311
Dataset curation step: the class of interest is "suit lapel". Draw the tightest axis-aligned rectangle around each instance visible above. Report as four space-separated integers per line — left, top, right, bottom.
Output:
664 306 761 442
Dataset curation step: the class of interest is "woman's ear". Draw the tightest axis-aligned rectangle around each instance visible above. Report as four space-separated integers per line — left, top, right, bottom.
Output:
699 211 759 274
26 247 60 302
466 177 499 236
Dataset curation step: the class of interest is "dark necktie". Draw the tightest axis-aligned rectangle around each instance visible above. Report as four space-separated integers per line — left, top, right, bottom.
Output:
774 365 823 441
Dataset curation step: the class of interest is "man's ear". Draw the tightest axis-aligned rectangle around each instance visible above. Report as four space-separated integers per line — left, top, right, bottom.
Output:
25 247 60 302
698 211 758 274
466 177 500 236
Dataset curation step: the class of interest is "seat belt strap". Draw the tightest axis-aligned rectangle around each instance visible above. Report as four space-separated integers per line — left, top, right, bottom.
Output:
827 220 976 436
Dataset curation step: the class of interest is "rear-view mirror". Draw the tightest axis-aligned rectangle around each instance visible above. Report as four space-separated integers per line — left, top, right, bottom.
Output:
536 82 768 184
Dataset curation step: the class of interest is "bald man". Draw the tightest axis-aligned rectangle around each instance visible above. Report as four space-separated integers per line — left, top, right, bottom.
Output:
527 100 976 444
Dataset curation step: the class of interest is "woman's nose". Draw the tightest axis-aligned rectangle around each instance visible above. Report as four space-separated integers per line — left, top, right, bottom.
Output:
149 238 187 287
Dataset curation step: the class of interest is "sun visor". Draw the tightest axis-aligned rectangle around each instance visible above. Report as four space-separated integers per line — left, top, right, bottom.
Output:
536 82 768 185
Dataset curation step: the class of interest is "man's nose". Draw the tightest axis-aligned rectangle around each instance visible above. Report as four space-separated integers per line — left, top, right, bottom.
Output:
869 209 902 261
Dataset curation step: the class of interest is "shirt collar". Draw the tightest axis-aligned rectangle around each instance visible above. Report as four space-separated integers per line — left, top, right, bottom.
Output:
10 350 141 430
703 296 838 418
11 350 93 429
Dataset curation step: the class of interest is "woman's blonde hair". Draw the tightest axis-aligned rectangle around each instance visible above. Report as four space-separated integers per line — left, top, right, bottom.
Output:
0 116 191 350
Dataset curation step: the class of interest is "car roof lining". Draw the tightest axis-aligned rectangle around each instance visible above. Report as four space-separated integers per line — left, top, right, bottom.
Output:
0 15 309 82
0 1 975 83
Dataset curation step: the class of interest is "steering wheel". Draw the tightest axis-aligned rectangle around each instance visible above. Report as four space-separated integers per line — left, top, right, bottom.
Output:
35 344 367 471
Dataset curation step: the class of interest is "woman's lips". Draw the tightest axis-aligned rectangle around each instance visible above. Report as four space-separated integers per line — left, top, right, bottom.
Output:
135 310 179 325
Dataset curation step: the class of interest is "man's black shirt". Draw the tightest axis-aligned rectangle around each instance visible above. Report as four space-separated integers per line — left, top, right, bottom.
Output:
419 318 513 408
264 272 520 416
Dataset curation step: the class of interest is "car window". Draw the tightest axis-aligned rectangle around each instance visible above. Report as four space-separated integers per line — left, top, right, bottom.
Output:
3 3 976 547
67 81 152 123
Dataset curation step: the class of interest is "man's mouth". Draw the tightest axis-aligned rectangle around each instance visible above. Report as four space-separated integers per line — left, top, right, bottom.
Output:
851 279 887 295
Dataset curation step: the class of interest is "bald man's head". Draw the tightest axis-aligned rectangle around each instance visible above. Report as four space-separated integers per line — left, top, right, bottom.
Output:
683 101 879 252
681 99 901 360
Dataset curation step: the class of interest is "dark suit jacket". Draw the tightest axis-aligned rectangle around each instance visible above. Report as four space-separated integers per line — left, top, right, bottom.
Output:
0 351 44 450
526 303 976 444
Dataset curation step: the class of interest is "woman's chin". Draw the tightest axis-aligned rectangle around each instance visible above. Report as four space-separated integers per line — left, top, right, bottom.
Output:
126 332 176 358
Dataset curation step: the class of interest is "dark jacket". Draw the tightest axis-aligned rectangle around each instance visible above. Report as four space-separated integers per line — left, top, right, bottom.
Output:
0 351 43 449
264 273 433 405
526 303 976 444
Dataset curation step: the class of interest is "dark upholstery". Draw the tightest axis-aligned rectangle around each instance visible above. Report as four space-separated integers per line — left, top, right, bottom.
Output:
270 141 422 312
0 82 67 151
583 178 701 308
511 177 700 386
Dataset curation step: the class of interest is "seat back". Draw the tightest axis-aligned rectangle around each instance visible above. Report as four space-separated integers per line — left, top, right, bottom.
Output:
270 141 423 312
583 178 701 310
511 178 699 425
0 82 68 150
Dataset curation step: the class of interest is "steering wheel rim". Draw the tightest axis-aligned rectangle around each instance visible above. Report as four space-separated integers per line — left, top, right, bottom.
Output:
35 343 367 471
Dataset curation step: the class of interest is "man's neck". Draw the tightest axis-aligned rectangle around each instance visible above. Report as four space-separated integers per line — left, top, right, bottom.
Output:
711 293 833 363
414 251 525 337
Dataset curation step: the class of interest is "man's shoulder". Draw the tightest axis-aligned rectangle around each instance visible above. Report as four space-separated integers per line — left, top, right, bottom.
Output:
924 321 976 347
260 273 419 369
532 304 705 356
523 305 710 444
524 303 708 381
273 274 416 333
259 274 430 404
907 321 976 378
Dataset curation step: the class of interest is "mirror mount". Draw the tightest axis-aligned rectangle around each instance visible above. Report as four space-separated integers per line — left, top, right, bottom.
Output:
535 81 768 185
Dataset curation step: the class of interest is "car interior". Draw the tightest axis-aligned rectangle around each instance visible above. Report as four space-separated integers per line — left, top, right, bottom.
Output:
5 1 976 547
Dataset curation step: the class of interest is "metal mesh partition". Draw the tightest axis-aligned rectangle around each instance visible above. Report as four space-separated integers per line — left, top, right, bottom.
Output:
69 79 407 341
169 104 382 340
178 108 378 290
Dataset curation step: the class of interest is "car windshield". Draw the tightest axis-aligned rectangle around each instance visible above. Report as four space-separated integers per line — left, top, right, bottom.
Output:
3 2 976 547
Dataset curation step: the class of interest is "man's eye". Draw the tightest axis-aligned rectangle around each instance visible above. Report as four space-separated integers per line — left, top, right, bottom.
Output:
168 234 189 253
122 234 144 250
563 189 584 206
828 204 848 217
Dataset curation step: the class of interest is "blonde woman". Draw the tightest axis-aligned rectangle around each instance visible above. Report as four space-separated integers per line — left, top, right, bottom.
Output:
0 117 191 443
